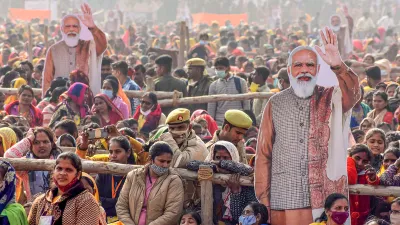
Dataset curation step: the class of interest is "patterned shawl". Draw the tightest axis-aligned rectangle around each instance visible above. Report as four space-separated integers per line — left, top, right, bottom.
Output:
93 94 124 126
0 160 16 213
65 82 90 118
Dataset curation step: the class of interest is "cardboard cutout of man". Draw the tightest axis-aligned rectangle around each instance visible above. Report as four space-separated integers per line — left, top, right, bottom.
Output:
255 27 360 225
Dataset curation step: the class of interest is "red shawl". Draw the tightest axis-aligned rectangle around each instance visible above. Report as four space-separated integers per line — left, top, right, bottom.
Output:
133 104 162 134
93 94 124 126
4 100 43 127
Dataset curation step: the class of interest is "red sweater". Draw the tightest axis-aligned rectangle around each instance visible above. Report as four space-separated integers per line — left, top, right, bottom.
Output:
347 157 380 225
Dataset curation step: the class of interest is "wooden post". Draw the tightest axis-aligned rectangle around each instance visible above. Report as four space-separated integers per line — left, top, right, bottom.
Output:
199 165 213 225
27 23 33 62
178 21 186 69
44 25 49 52
146 77 155 92
158 92 275 107
186 26 190 53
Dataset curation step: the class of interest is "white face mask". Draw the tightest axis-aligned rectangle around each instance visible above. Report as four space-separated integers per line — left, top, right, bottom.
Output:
62 31 80 47
140 107 152 116
169 129 188 145
391 213 400 225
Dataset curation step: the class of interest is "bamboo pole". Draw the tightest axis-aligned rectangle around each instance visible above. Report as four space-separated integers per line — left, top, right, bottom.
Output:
60 147 108 155
124 90 182 99
44 25 49 52
27 23 33 62
0 88 42 96
158 92 275 107
2 158 141 175
0 88 181 99
185 26 190 53
199 165 213 225
3 158 400 197
349 184 400 197
178 21 186 69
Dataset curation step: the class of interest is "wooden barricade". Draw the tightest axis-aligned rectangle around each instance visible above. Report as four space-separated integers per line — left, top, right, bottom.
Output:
3 158 400 225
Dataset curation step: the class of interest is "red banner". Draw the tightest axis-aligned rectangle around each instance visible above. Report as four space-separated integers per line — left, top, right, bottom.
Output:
8 8 51 22
192 13 248 26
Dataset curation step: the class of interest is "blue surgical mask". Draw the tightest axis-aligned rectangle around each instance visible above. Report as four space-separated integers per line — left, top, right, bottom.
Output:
239 215 257 225
101 89 114 99
273 78 279 88
216 70 226 79
199 40 207 45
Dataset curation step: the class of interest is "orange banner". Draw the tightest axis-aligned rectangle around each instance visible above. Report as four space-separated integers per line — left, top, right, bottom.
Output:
192 13 248 26
8 8 51 22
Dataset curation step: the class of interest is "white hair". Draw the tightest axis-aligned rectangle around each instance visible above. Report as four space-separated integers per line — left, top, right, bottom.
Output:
287 46 319 67
61 14 81 29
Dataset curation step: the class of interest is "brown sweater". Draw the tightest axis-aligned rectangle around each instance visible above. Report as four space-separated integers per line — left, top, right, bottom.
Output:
28 183 101 225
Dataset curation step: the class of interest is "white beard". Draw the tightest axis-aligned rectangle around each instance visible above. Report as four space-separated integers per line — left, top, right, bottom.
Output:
331 25 341 32
289 73 318 98
62 32 80 47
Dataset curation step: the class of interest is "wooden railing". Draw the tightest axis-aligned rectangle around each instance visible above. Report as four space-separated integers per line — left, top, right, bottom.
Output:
2 158 400 225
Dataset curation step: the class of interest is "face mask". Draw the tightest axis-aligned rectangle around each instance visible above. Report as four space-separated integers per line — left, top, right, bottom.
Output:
249 82 260 92
273 78 279 88
140 107 152 116
391 213 400 225
277 80 283 90
239 215 257 225
216 70 226 79
330 211 349 224
150 163 169 176
199 40 208 45
381 70 388 76
169 129 188 145
101 89 114 99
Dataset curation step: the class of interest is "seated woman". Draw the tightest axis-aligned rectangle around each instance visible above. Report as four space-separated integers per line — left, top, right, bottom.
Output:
0 127 17 157
378 148 400 176
381 155 400 186
4 127 61 203
104 75 131 115
42 86 67 127
0 160 28 225
4 85 43 127
116 141 184 225
49 82 91 128
56 134 77 148
310 193 349 225
101 78 129 119
37 77 68 111
239 202 270 225
190 109 218 136
81 172 107 225
187 141 256 225
360 118 376 134
179 210 202 225
347 144 380 225
365 128 387 171
28 152 102 225
133 92 166 138
367 92 394 129
4 77 27 106
92 94 124 127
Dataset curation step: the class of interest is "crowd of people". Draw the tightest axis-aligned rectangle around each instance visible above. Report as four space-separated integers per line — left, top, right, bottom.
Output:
1 1 400 225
